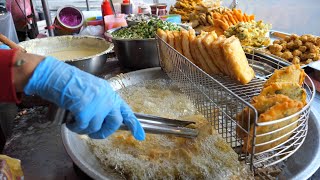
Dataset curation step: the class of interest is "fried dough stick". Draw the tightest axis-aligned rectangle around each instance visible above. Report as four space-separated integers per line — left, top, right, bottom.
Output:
157 29 173 72
209 36 231 75
166 30 175 48
221 36 255 84
201 32 222 74
190 32 212 74
188 29 201 67
173 31 183 54
181 30 195 64
197 33 220 74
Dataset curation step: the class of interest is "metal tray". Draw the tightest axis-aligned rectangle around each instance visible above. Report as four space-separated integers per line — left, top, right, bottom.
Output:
61 67 320 180
265 30 320 71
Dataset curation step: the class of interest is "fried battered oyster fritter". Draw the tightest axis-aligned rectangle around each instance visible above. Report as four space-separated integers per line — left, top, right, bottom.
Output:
243 100 303 153
264 64 306 88
236 94 294 139
258 82 307 105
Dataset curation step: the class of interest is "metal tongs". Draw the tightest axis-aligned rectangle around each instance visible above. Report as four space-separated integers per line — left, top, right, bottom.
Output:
64 111 199 138
121 113 199 138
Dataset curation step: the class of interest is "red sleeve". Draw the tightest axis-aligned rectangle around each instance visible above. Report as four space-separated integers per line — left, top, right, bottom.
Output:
0 49 22 103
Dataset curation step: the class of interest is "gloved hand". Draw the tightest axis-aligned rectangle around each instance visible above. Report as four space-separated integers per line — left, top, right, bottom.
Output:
24 56 145 140
0 44 10 49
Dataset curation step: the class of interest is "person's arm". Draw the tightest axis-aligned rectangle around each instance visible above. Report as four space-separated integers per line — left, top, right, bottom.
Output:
0 48 44 103
0 47 145 140
13 50 45 92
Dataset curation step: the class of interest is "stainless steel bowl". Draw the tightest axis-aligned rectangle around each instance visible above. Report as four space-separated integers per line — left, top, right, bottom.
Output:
105 28 160 70
19 35 114 75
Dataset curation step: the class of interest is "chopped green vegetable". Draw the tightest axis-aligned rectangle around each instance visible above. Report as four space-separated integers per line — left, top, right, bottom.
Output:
112 18 180 39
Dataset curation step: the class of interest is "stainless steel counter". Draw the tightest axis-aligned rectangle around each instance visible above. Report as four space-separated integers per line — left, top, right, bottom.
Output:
3 56 320 179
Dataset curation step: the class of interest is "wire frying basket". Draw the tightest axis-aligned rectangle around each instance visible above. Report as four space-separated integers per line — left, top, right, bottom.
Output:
155 34 316 172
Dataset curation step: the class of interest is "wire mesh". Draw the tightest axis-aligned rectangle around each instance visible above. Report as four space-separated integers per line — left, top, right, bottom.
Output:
155 34 316 172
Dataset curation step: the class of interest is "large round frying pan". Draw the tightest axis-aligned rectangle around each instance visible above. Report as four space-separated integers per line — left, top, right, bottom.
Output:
61 67 320 180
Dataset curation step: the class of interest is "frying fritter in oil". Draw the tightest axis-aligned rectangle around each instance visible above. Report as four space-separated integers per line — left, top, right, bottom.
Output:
263 64 306 88
243 100 303 153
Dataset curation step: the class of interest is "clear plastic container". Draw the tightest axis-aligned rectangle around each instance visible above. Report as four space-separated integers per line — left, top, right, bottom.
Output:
104 14 127 30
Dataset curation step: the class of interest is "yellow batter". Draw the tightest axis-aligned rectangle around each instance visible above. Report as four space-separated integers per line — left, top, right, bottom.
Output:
48 49 103 60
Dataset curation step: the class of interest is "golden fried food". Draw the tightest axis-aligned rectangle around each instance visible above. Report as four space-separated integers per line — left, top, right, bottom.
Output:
267 34 320 65
258 82 307 105
188 29 201 67
224 21 271 47
201 32 221 74
236 64 307 153
236 94 294 139
264 64 306 87
195 25 224 36
173 31 183 54
181 30 195 64
158 29 255 84
243 99 303 153
194 32 214 74
166 30 175 48
157 29 167 42
221 36 255 84
169 0 220 22
185 7 256 35
207 36 229 74
157 29 173 72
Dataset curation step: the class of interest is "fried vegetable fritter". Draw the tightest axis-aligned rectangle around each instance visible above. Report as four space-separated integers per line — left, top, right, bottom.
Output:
259 82 307 105
243 100 303 153
236 94 294 139
264 64 306 88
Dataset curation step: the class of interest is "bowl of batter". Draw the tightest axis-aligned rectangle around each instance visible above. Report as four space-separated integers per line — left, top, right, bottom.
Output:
18 35 114 75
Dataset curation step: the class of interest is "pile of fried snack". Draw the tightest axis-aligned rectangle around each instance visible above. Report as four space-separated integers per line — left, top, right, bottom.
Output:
157 29 255 85
266 34 320 65
236 64 306 153
169 0 221 22
169 0 255 36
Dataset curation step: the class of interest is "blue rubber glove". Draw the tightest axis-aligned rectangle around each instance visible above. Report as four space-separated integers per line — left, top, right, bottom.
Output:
0 44 10 49
24 57 145 140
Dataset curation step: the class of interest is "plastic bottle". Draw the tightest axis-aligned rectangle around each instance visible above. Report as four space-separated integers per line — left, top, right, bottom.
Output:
121 0 132 14
101 0 113 17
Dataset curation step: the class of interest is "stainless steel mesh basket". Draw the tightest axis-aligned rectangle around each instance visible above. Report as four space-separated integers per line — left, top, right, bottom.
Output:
155 34 316 171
